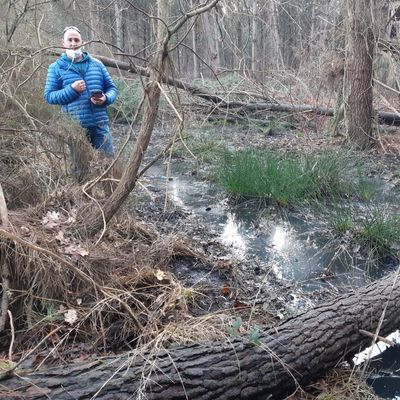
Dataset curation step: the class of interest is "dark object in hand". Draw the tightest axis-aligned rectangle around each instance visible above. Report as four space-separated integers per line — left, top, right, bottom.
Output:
90 90 103 98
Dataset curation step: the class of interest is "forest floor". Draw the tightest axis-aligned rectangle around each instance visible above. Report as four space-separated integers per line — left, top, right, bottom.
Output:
2 114 400 399
111 116 400 398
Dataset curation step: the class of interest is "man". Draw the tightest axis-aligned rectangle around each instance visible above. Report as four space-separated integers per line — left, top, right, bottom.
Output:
44 26 118 157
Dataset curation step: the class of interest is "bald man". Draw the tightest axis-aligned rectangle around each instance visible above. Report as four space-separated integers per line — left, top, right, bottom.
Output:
44 26 118 158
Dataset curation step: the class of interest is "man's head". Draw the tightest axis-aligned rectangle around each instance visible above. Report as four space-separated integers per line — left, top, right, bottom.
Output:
62 26 83 49
62 26 84 60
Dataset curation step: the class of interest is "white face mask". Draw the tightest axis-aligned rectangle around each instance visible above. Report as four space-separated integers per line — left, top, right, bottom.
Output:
66 47 83 60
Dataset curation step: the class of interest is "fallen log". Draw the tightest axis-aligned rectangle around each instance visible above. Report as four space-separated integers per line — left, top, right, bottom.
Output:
48 49 400 126
1 272 400 399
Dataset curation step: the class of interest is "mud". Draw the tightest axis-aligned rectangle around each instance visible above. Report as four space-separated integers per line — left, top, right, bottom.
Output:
111 119 400 323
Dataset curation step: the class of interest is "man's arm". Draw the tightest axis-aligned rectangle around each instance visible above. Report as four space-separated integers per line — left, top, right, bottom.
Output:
44 64 80 105
101 64 118 106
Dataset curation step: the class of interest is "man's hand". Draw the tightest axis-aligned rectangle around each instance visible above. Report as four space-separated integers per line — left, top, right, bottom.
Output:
90 94 106 105
71 80 86 93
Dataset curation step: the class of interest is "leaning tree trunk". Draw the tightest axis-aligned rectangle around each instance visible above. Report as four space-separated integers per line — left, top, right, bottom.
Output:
78 0 221 238
344 0 376 149
2 272 400 399
78 0 170 238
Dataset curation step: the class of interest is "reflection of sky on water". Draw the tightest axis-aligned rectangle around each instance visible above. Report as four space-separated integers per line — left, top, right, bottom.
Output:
219 213 247 259
168 178 185 208
271 225 286 251
144 164 392 291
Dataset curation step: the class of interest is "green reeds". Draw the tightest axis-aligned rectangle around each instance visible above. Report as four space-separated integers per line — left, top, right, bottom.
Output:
216 149 359 206
358 212 400 256
328 204 400 258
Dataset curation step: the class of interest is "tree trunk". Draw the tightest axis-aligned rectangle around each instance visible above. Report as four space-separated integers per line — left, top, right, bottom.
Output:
267 0 283 70
79 0 170 238
251 0 257 75
114 0 123 52
190 0 200 79
2 272 400 399
202 10 220 74
344 0 376 149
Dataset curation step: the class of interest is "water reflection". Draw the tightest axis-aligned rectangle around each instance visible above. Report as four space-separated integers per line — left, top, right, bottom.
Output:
143 163 394 291
167 178 185 208
272 225 286 251
219 213 247 259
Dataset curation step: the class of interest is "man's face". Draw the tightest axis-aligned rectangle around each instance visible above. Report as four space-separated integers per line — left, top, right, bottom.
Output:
62 29 83 49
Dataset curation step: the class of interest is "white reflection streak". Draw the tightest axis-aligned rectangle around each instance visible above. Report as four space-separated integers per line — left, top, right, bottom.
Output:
220 213 246 259
272 226 286 251
270 225 288 280
168 180 185 207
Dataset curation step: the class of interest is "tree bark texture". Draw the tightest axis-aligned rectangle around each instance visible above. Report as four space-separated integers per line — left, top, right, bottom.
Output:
2 272 400 399
202 11 220 74
344 0 376 149
190 0 200 78
251 0 257 75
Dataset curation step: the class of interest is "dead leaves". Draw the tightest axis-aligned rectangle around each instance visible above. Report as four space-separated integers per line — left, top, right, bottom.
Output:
155 269 167 281
41 211 62 228
41 209 77 229
63 244 89 257
40 210 89 257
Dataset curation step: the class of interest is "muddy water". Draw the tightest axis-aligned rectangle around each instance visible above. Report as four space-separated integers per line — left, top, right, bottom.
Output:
142 161 394 293
143 161 399 398
114 125 399 397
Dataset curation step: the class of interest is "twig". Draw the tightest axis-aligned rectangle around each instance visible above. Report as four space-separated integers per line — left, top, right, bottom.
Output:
156 82 183 122
5 326 62 377
0 184 9 226
0 184 10 334
374 78 400 96
359 329 396 347
81 185 107 247
7 310 14 362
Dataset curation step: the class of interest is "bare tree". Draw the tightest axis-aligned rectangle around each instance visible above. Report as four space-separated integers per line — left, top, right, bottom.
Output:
343 0 376 149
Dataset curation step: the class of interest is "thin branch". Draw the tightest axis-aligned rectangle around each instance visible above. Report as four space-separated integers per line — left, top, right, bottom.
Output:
169 0 221 35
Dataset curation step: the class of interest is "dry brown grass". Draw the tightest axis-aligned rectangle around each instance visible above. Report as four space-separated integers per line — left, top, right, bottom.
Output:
0 100 233 368
289 368 379 400
0 190 229 367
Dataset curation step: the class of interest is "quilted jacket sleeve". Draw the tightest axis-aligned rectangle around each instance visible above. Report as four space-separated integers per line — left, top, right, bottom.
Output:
101 64 118 106
44 63 80 105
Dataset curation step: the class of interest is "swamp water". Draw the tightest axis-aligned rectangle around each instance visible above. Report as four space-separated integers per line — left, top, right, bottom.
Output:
114 126 399 398
141 161 399 399
143 162 396 292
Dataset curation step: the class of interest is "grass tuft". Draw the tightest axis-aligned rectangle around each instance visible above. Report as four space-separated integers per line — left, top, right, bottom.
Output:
216 149 362 206
327 204 400 258
358 212 400 256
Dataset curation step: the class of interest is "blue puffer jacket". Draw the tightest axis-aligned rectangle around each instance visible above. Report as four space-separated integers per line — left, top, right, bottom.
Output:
44 53 118 127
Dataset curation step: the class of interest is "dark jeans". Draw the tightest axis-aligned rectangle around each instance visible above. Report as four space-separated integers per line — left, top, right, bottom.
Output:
70 124 114 181
86 124 115 157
